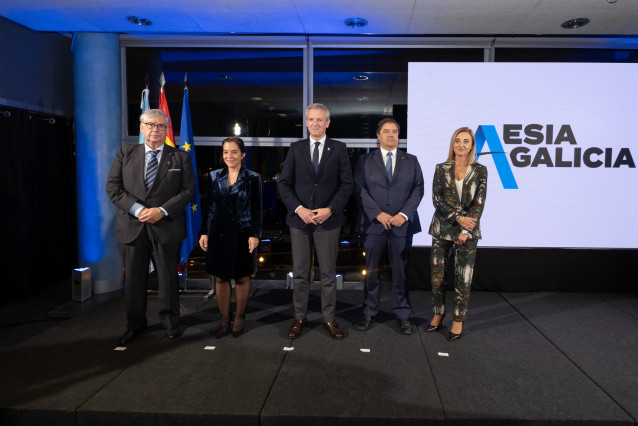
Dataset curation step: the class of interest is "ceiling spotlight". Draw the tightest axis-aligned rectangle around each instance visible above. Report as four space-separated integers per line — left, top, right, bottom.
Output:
561 18 590 29
127 16 151 26
353 75 369 80
251 97 263 101
345 17 368 28
218 75 232 80
357 96 369 102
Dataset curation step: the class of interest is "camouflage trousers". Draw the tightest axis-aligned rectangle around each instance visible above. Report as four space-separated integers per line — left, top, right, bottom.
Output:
430 237 478 322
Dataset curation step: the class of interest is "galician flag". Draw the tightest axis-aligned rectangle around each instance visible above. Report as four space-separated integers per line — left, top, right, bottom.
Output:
138 86 149 144
178 74 202 266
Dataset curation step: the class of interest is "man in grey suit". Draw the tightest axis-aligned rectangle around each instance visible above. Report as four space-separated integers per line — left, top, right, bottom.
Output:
106 109 195 345
277 103 353 340
353 118 424 335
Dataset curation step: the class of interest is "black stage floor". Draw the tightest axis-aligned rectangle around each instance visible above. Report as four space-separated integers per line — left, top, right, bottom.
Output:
1 283 637 425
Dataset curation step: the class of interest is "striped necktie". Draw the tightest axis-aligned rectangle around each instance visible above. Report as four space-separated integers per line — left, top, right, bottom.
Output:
145 150 159 191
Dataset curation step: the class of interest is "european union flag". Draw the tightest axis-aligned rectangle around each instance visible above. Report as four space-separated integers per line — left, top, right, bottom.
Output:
178 84 202 265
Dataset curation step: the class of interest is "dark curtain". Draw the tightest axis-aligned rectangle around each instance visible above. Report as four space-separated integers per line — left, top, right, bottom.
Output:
0 105 76 305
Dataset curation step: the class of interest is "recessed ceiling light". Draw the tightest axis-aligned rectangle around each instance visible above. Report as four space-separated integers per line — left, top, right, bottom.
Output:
353 75 368 80
345 17 368 28
218 75 232 80
357 96 369 101
127 16 151 26
561 18 590 29
251 97 263 101
278 113 288 117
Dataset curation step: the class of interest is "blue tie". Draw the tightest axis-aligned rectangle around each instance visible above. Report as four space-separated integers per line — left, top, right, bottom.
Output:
145 150 159 191
312 141 320 173
386 152 393 180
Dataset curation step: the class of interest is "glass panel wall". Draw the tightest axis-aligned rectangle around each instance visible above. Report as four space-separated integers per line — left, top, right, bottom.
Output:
312 48 485 139
125 48 305 138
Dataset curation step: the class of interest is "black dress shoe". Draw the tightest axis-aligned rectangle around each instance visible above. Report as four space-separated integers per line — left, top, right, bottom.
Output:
118 328 145 346
448 331 463 341
426 313 446 332
397 319 414 335
354 315 376 331
166 326 180 340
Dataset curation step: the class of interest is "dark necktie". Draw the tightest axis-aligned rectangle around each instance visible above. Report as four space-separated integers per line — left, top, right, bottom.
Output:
145 150 159 191
386 151 393 180
312 141 320 173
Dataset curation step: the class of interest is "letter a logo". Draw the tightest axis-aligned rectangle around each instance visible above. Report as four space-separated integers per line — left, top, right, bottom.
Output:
475 125 518 189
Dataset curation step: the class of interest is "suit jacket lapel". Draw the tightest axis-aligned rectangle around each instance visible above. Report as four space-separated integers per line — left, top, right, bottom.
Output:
393 150 407 182
217 169 232 211
448 161 461 203
132 144 147 192
373 149 391 182
302 139 315 175
316 138 333 175
461 164 478 207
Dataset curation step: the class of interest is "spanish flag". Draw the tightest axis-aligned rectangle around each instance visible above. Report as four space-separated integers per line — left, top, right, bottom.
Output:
158 72 176 147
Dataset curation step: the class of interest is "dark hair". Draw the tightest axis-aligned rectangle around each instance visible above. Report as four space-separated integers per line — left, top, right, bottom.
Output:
220 137 246 168
376 118 400 135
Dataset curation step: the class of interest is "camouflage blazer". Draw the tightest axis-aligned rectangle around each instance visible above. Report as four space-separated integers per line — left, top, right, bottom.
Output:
428 161 487 241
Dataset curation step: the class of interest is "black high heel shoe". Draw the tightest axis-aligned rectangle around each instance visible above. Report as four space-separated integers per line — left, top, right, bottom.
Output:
426 313 445 332
216 315 230 339
231 315 245 338
448 331 462 341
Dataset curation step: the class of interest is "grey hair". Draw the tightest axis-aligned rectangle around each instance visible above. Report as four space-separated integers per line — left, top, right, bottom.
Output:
140 109 170 125
305 103 330 120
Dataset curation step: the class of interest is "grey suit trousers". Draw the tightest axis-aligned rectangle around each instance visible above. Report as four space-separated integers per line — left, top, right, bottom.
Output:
289 225 341 322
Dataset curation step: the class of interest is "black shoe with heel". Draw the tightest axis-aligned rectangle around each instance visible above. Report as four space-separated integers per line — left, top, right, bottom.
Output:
231 315 245 338
448 331 462 341
216 316 231 339
426 313 445 332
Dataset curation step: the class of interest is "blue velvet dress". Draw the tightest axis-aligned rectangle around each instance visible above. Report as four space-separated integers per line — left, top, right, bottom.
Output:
203 168 262 279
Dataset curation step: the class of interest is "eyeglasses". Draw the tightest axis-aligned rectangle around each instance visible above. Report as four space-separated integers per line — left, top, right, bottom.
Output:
143 122 167 131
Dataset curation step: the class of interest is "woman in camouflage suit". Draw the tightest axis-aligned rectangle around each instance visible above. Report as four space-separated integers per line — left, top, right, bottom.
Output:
426 127 487 341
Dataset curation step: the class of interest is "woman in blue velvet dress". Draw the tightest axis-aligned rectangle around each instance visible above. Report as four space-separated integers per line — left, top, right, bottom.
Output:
199 137 262 338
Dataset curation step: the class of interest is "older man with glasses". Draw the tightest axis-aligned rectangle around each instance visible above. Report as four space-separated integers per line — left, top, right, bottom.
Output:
106 109 196 345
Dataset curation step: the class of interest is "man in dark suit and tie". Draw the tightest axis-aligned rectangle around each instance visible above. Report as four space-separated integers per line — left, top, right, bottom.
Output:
106 109 196 345
353 118 424 335
277 103 353 340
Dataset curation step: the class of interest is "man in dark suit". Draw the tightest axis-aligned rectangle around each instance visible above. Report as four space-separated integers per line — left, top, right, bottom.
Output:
106 109 195 345
277 103 353 340
353 118 424 335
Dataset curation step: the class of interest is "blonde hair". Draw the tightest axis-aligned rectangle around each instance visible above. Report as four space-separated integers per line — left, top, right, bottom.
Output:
446 127 476 164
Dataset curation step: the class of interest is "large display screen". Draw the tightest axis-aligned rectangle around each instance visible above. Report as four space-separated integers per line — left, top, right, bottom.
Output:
408 62 637 248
